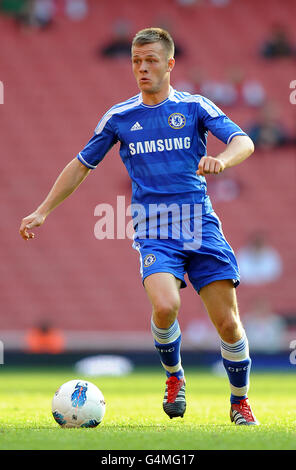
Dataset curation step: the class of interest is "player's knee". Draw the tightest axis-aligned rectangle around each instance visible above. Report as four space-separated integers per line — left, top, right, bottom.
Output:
152 297 180 328
217 315 243 343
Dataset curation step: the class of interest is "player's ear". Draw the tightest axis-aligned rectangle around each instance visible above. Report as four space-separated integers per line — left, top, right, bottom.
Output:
168 57 175 73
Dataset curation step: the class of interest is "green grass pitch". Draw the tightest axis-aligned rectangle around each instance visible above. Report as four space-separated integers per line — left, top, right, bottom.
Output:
0 366 295 450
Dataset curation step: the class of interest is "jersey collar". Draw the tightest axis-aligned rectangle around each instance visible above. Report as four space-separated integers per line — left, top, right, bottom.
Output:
140 86 175 108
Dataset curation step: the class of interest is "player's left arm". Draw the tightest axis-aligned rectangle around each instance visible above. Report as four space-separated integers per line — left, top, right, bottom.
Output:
197 135 254 176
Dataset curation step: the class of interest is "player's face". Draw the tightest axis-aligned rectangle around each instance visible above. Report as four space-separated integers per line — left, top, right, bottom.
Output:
131 42 174 95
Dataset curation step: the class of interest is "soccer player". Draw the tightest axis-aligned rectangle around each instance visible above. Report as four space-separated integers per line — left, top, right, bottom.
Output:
20 28 258 425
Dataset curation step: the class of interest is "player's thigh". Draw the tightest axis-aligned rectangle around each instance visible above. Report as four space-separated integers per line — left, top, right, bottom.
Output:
199 279 243 341
144 273 182 325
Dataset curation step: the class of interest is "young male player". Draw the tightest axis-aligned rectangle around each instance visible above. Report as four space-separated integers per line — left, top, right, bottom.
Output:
20 28 258 425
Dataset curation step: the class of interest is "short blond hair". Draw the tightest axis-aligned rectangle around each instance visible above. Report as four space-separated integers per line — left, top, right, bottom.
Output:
132 27 175 59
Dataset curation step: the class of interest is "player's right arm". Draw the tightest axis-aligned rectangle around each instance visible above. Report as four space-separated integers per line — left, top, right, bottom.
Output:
19 158 90 241
20 105 118 241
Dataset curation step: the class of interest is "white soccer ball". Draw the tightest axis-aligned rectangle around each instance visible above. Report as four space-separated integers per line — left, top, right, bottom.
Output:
52 379 106 428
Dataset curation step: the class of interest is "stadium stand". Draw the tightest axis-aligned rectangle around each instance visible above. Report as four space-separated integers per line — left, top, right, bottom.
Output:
1 0 295 350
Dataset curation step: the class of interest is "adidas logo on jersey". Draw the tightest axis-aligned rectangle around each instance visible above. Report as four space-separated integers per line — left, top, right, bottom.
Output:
130 122 143 131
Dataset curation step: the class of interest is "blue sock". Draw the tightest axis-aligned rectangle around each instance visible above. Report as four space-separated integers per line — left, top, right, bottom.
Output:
151 318 184 379
221 332 251 404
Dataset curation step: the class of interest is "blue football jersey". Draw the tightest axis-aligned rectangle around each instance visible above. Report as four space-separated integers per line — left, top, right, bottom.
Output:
77 87 247 235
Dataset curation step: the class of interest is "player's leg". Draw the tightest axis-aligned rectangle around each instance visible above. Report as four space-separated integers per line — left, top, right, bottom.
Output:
199 279 258 425
145 272 184 379
144 272 186 418
199 279 243 343
186 211 258 424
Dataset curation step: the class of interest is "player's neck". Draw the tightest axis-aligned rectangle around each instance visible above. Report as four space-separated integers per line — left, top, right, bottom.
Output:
141 84 171 106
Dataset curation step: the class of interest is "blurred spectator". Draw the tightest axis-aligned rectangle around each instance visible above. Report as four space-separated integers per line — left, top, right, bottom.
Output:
25 321 65 354
247 102 291 149
32 0 55 26
1 0 88 25
241 78 266 107
175 0 231 5
237 233 283 285
99 19 132 59
13 0 55 30
200 76 238 107
260 23 294 59
206 80 237 106
175 0 200 6
243 297 287 352
64 0 88 21
209 0 231 6
184 65 265 108
225 65 266 107
0 0 27 15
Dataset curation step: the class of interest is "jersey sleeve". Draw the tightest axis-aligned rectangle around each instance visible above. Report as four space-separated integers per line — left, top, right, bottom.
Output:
77 114 118 170
196 95 248 144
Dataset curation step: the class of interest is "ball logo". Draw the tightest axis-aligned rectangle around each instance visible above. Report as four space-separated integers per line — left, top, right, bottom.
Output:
143 254 156 267
71 382 88 408
168 113 186 129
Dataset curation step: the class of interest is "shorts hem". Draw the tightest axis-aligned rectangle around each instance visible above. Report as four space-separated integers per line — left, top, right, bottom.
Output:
141 269 187 289
191 275 240 295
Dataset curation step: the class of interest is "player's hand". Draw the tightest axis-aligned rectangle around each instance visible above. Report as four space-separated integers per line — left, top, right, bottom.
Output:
196 156 225 176
19 212 46 241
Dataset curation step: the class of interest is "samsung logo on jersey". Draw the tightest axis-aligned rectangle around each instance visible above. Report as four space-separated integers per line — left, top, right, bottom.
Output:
129 137 191 156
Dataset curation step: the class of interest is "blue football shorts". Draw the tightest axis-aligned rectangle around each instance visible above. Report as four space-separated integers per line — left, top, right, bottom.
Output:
132 211 240 294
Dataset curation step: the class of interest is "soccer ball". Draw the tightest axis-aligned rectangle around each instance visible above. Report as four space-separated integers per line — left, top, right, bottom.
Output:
51 379 106 428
